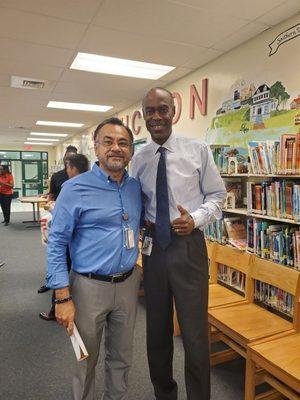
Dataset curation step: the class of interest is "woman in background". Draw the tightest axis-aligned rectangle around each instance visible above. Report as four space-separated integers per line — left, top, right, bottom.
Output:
0 165 14 226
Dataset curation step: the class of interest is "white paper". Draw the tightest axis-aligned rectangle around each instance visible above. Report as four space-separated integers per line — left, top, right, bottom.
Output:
70 323 89 362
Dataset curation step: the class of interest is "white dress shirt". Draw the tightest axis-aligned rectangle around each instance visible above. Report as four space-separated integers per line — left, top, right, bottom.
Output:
130 133 226 230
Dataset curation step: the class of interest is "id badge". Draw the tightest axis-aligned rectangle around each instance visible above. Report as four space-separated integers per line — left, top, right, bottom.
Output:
141 236 153 256
125 228 135 249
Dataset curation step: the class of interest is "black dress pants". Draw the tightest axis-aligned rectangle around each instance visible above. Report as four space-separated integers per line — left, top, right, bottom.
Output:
143 229 210 400
0 194 12 223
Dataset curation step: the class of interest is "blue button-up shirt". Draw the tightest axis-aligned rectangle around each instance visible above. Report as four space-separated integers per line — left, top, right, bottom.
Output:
130 134 226 229
47 163 142 289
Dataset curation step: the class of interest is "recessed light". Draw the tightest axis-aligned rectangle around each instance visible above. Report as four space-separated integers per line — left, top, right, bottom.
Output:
25 142 53 146
70 52 175 80
30 132 68 137
47 101 112 112
36 121 84 128
27 137 59 142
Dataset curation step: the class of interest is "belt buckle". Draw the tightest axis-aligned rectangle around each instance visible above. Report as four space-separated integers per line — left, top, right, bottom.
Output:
110 272 123 283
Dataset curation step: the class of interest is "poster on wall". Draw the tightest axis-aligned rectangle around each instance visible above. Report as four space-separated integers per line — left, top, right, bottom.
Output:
206 78 300 147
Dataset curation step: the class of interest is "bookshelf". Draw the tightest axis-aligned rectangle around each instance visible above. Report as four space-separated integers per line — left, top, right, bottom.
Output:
223 207 300 225
208 135 300 271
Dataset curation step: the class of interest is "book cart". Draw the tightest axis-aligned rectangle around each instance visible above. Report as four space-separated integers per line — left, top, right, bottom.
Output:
207 156 300 398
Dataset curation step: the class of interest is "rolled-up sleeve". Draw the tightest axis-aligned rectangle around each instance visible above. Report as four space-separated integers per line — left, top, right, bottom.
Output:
191 144 226 229
46 184 80 289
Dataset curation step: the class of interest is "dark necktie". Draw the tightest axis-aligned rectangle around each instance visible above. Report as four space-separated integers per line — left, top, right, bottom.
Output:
155 147 171 250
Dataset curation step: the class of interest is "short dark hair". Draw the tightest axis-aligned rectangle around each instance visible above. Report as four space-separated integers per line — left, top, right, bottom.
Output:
93 117 134 143
65 154 89 174
65 145 77 154
2 165 10 173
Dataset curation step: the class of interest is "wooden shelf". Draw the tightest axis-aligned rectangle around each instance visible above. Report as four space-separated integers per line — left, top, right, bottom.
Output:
222 208 300 225
221 173 300 178
223 208 248 215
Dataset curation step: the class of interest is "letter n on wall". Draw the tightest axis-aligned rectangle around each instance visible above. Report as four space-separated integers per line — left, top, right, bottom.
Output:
189 79 208 119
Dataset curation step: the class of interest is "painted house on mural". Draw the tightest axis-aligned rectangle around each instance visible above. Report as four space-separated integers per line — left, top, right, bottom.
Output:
250 84 276 123
290 95 300 109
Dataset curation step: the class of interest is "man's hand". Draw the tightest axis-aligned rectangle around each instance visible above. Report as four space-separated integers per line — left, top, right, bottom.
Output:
55 287 75 336
55 301 76 336
171 205 195 236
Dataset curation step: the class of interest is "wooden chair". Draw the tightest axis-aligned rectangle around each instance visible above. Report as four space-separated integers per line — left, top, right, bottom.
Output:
245 333 300 400
209 243 251 309
209 256 300 371
244 258 300 400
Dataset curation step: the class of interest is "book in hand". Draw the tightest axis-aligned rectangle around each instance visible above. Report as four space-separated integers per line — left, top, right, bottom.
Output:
70 323 89 362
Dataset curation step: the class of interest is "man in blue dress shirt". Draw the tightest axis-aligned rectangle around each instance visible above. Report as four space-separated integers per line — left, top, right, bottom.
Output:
47 117 142 400
131 88 226 400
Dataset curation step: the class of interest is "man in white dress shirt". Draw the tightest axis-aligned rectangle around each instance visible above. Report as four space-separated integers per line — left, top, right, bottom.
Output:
130 87 226 400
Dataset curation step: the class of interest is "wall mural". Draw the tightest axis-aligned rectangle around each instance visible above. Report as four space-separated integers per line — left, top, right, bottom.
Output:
206 78 300 147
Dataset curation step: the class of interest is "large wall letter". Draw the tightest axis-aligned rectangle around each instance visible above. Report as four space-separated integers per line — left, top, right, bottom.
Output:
132 110 142 135
172 92 182 124
189 79 208 119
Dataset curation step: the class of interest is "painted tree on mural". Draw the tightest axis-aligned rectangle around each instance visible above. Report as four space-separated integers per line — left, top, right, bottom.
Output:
270 81 290 111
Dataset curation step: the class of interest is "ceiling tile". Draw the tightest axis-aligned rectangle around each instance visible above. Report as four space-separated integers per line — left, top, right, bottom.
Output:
0 38 74 68
0 0 103 23
181 47 223 69
0 58 64 81
58 69 168 95
92 0 248 48
0 8 87 49
79 25 209 67
158 67 194 84
257 1 300 26
212 21 270 52
167 0 285 21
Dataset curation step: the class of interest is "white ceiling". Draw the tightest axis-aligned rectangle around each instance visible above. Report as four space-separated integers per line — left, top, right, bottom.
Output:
0 0 299 146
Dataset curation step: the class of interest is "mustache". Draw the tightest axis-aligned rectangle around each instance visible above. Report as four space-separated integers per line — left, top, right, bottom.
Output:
108 153 123 157
149 120 166 126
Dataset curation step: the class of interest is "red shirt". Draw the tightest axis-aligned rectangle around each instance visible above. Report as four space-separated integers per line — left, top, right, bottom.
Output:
0 173 14 195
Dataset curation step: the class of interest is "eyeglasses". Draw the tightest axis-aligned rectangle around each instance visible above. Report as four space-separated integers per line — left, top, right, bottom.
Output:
95 138 131 149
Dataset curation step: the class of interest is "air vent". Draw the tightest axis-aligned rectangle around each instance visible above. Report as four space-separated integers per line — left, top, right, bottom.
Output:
11 76 47 90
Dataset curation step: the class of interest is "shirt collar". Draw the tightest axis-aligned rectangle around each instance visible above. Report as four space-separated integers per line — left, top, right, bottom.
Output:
150 133 176 155
92 162 129 184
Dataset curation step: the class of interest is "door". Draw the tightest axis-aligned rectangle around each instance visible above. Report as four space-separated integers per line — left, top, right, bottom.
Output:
22 161 43 196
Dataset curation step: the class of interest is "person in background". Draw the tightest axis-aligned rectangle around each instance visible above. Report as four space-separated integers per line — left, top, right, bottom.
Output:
38 145 78 294
47 117 141 400
130 87 227 400
39 154 89 321
0 165 14 226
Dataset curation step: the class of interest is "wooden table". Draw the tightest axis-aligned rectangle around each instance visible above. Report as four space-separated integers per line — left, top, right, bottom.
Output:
20 197 47 228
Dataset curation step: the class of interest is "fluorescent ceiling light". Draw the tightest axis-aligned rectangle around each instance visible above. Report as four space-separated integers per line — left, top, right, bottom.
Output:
0 151 6 154
47 101 112 112
30 132 68 137
70 52 175 80
36 120 84 128
27 137 59 142
25 141 53 146
23 154 33 157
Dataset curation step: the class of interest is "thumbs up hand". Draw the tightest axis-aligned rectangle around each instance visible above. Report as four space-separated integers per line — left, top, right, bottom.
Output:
171 205 195 236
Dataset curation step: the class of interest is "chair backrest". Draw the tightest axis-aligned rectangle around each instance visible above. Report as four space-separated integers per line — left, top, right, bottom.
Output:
209 243 252 298
250 256 300 331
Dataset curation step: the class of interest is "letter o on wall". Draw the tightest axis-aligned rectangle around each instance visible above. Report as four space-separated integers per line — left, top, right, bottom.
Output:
172 92 182 124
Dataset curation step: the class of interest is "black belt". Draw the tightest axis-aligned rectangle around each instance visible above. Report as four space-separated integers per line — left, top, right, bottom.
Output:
79 268 134 283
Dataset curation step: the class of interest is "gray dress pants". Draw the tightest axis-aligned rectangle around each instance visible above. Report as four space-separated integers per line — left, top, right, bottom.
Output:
69 268 141 400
